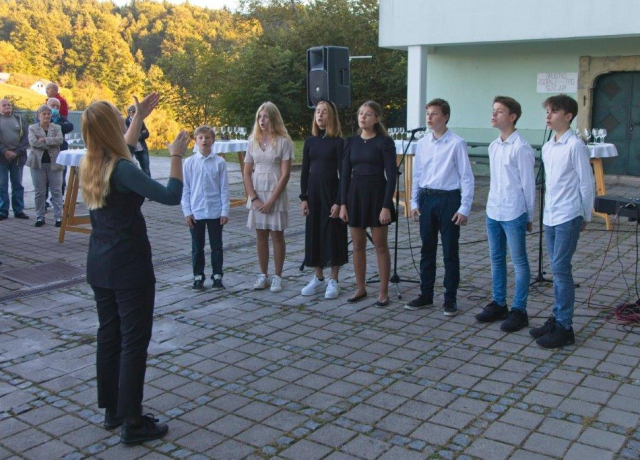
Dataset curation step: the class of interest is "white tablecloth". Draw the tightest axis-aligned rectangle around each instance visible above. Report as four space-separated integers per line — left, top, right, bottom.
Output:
588 143 618 159
193 140 249 154
394 139 418 155
57 149 86 166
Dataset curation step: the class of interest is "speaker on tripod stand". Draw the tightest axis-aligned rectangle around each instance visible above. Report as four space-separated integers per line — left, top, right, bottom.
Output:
307 46 351 109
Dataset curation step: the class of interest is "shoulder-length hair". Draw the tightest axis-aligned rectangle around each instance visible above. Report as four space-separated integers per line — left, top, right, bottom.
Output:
311 101 342 138
250 101 291 149
357 100 389 137
79 101 133 210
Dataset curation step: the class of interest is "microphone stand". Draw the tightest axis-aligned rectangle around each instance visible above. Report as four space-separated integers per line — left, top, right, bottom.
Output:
530 128 553 287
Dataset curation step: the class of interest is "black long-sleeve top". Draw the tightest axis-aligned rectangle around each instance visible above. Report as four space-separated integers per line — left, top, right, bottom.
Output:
341 134 397 209
300 132 345 205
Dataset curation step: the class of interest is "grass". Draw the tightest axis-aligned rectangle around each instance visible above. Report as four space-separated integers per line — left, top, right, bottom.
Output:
150 139 305 165
1 83 47 110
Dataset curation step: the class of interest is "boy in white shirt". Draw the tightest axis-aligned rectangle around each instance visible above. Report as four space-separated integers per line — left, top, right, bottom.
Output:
182 126 230 291
530 95 594 348
476 96 535 332
405 99 475 317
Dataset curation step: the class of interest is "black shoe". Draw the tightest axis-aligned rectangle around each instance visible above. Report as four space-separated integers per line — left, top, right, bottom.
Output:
443 301 458 316
500 309 529 332
14 212 29 220
192 275 204 291
0 215 7 221
55 219 62 227
536 324 575 349
404 294 434 310
529 315 556 339
212 275 225 290
104 407 124 429
475 300 508 323
120 414 168 444
35 218 45 227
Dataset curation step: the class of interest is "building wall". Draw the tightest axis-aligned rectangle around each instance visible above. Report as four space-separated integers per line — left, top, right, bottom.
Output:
424 38 640 146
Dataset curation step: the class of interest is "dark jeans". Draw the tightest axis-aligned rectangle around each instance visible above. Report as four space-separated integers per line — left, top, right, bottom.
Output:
93 284 155 418
0 160 25 216
133 150 151 177
418 188 461 302
190 218 223 278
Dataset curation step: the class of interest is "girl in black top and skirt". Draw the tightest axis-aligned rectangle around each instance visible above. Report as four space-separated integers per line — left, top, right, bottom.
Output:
300 101 348 299
340 101 397 306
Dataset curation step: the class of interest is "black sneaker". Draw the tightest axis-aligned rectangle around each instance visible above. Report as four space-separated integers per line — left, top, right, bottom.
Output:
212 275 225 290
475 301 508 323
192 275 204 291
14 212 29 220
404 294 434 310
103 407 124 429
536 323 575 349
529 315 556 339
55 219 62 228
35 218 45 227
443 301 458 316
120 414 168 444
0 215 6 221
500 309 529 332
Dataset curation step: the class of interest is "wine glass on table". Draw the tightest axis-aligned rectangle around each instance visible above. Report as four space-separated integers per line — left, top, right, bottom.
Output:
599 128 607 144
583 129 591 144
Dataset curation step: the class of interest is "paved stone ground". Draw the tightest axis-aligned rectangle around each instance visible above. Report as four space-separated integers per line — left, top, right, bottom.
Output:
1 160 640 459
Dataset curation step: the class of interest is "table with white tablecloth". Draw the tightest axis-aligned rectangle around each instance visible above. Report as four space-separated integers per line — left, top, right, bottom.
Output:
56 149 89 242
588 143 618 230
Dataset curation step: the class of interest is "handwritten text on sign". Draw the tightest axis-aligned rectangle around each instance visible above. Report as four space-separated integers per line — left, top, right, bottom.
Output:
536 73 578 93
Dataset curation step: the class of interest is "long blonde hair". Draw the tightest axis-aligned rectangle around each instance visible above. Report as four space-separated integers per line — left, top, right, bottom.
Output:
250 101 291 148
311 101 342 138
80 101 133 209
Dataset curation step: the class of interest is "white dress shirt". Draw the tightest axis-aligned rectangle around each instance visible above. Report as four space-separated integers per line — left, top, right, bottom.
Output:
411 129 475 216
542 130 595 226
486 130 536 223
181 150 230 219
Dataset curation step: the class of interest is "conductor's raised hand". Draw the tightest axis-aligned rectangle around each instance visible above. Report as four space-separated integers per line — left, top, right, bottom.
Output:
133 92 160 120
451 212 468 226
166 130 190 157
339 205 349 223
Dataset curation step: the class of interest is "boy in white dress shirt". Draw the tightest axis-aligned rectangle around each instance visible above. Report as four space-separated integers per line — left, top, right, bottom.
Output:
182 126 230 291
476 96 535 332
405 99 475 316
530 95 594 348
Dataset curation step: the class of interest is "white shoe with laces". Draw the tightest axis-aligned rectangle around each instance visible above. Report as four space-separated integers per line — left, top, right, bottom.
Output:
270 275 283 293
253 274 270 290
301 276 325 296
325 279 340 299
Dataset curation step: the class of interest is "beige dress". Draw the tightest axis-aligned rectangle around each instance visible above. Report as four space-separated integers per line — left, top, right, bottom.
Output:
245 136 294 231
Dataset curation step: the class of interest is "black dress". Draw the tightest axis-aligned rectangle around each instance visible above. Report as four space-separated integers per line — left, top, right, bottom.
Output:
300 133 348 268
341 134 397 228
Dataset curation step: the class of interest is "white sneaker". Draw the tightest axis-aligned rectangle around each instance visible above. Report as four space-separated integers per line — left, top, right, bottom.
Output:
270 275 283 293
325 279 340 299
301 276 325 296
253 274 270 290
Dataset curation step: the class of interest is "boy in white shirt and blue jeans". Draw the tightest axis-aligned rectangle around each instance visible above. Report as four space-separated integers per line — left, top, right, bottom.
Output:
530 95 594 348
476 96 535 332
182 126 230 291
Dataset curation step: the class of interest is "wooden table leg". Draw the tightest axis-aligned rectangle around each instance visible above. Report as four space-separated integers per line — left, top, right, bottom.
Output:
590 158 611 231
219 151 247 208
405 154 413 217
58 166 77 243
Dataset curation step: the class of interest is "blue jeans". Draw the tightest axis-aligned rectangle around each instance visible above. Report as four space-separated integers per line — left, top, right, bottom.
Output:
0 160 25 216
544 216 583 330
487 213 530 311
133 150 151 176
190 218 223 278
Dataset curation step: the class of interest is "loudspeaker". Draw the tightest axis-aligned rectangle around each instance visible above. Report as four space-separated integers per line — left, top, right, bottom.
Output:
307 46 350 109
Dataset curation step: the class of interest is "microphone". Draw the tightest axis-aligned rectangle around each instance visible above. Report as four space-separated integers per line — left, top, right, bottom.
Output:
410 127 426 133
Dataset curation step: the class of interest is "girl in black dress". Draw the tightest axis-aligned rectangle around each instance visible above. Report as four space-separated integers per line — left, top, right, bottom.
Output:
300 101 348 299
339 101 397 306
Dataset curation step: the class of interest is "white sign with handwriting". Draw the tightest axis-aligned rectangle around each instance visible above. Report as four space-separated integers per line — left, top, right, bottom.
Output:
536 73 578 93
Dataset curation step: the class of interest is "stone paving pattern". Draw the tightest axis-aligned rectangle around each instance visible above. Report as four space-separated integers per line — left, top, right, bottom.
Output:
1 162 640 459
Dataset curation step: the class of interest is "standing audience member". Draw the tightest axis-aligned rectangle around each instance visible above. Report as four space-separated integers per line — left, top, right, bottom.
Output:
339 101 397 306
0 98 29 220
300 101 348 300
27 105 63 227
45 83 68 117
182 125 230 291
243 102 293 293
406 99 474 316
125 105 151 176
80 92 189 444
47 97 74 195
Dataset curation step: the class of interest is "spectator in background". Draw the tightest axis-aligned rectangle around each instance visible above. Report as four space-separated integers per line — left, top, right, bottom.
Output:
125 105 151 176
45 83 68 117
47 97 73 196
0 98 30 220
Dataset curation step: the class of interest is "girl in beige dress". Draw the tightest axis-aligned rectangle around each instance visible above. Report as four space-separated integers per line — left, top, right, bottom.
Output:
243 102 293 293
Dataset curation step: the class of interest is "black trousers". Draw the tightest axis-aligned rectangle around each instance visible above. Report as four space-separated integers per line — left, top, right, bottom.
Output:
418 188 461 302
190 218 223 278
92 284 155 418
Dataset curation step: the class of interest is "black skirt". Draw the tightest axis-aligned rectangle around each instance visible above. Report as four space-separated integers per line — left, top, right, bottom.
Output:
347 174 397 229
304 175 348 268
